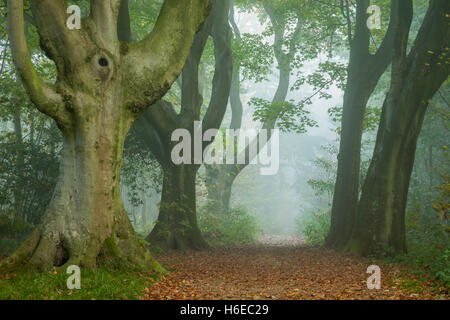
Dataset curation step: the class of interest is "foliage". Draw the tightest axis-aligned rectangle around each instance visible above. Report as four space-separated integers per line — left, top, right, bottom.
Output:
398 88 450 290
251 97 317 133
198 206 261 246
0 216 34 256
232 33 274 83
121 130 163 209
0 125 61 225
306 144 338 203
295 209 331 246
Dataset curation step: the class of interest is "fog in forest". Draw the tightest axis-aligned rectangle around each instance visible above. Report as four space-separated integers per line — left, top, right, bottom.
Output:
0 0 448 301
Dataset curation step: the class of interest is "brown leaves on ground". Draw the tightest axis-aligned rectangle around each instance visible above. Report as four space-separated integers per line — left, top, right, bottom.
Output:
143 237 447 300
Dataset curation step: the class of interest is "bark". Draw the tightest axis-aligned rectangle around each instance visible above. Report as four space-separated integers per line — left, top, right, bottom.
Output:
347 0 450 256
326 0 414 249
1 0 209 271
428 145 433 186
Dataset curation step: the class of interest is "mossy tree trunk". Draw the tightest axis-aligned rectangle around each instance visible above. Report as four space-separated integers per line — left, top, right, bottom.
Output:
1 0 210 271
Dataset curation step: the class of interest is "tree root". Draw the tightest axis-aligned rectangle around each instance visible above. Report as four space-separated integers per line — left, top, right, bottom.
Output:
0 224 166 274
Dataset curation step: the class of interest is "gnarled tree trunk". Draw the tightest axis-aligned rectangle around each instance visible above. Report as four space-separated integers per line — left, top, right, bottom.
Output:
1 0 210 271
7 119 161 270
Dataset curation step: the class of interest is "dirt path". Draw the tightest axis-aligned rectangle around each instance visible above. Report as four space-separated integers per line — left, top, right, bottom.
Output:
143 236 444 300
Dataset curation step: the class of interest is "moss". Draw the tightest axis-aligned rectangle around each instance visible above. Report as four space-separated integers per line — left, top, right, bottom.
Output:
103 236 120 257
120 42 129 56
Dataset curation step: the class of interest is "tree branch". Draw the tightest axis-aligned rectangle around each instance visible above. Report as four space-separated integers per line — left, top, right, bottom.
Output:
8 0 64 122
122 0 211 114
202 0 233 136
179 19 211 124
117 0 131 43
89 0 122 49
370 0 413 74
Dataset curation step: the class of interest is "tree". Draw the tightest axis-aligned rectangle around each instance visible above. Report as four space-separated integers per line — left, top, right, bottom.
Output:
204 0 339 215
1 0 210 271
326 0 414 249
131 0 233 250
348 0 450 256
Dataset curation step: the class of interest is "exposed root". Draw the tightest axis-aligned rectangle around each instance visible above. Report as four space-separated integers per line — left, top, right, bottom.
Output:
0 224 166 275
147 223 209 251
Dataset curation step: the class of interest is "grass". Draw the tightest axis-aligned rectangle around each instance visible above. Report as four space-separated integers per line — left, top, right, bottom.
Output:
0 266 160 300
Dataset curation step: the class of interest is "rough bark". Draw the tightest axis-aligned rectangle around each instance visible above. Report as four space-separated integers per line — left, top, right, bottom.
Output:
1 0 209 271
326 0 414 249
347 0 450 256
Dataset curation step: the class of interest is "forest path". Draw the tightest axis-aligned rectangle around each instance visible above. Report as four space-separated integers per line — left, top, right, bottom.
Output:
143 236 441 300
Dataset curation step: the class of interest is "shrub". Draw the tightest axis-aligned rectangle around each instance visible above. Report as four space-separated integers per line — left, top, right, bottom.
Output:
198 206 260 246
0 215 35 256
295 209 331 245
390 210 450 290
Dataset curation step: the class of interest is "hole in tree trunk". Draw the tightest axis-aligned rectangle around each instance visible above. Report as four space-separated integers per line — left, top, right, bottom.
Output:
54 240 69 267
98 57 109 67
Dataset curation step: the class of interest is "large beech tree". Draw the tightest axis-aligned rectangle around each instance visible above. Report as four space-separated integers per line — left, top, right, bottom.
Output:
326 0 414 249
348 0 450 256
0 0 209 271
132 0 233 250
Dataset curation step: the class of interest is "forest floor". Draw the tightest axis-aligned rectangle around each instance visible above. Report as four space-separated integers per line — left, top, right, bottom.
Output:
0 235 447 300
143 235 448 300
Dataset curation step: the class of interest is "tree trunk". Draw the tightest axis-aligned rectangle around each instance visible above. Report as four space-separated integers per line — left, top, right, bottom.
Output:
147 164 207 250
139 0 233 250
347 0 449 256
325 82 370 249
3 0 210 271
347 100 422 256
2 114 164 272
428 145 433 186
205 165 237 214
325 0 413 250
